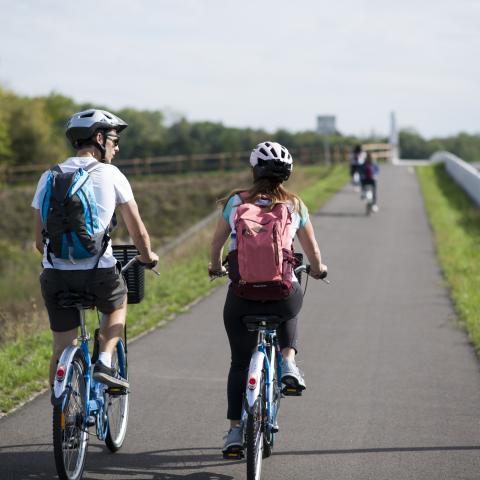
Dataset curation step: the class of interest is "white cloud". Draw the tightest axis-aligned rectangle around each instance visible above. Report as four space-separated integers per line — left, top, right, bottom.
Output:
0 0 479 137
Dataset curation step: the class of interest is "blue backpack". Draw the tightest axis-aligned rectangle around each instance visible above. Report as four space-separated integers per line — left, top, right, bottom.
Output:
40 163 112 265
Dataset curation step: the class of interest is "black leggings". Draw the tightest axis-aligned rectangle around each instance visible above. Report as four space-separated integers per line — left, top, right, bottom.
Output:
223 283 303 420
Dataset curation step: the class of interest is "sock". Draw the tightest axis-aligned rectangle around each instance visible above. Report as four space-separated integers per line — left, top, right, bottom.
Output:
98 352 112 368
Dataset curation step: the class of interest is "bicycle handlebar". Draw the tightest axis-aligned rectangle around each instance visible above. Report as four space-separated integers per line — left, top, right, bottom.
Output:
121 257 160 276
294 264 329 283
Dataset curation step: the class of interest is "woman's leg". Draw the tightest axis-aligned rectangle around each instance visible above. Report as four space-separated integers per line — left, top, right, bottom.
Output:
223 289 258 422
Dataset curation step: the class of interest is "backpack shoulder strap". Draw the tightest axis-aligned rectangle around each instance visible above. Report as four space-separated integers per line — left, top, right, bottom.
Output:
83 161 103 173
51 165 63 174
236 191 249 204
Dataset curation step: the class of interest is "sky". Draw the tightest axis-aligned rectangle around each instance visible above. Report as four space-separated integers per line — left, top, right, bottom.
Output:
0 0 479 139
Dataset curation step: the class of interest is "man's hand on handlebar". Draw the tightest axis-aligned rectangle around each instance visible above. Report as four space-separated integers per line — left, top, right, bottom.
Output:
136 252 159 270
309 263 328 280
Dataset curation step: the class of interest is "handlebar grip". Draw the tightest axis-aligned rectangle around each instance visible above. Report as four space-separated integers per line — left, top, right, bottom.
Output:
136 258 158 270
319 270 327 280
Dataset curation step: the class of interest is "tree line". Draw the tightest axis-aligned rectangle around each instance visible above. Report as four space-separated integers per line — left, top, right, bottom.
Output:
0 86 478 166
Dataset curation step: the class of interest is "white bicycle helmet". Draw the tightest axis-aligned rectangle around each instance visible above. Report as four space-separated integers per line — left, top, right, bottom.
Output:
249 141 293 181
65 109 128 149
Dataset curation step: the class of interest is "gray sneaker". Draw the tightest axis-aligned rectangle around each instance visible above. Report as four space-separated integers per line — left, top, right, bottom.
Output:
222 424 244 458
281 360 306 393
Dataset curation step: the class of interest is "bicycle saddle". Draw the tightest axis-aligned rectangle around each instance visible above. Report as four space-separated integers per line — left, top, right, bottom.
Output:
56 291 96 309
242 315 282 331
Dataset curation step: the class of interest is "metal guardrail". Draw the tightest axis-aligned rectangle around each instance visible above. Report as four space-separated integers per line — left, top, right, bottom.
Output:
431 151 480 207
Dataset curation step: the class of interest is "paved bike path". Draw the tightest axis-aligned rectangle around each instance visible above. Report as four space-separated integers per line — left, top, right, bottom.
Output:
2 165 480 479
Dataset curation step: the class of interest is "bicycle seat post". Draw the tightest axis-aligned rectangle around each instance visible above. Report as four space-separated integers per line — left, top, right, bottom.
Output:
78 307 89 342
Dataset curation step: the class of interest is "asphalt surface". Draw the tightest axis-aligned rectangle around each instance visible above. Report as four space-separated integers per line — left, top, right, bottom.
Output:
2 165 480 480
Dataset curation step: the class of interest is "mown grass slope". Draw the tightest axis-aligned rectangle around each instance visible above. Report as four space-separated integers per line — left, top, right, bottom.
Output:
0 164 348 413
417 164 480 347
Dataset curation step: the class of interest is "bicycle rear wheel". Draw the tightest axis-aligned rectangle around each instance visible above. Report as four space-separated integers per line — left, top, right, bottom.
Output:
105 338 129 452
52 352 88 480
246 394 264 480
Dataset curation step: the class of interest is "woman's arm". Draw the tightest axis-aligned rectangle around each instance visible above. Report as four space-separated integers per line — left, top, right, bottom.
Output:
209 217 231 273
296 220 327 279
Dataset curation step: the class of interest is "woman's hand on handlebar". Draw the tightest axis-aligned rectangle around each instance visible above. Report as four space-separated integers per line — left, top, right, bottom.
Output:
208 262 227 279
309 263 328 280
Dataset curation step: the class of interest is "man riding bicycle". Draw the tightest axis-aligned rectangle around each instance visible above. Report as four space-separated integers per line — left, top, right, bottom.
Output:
32 109 158 391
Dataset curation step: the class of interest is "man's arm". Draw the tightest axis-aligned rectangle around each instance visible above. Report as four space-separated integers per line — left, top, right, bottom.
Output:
118 199 158 264
34 210 43 254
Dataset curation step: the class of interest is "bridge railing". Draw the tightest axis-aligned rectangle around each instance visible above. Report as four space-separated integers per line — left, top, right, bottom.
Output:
362 143 392 162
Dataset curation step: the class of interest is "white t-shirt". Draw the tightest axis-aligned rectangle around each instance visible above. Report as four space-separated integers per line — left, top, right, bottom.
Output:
31 157 134 270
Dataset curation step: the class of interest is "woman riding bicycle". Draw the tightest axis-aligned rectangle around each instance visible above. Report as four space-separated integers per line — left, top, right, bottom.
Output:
208 141 328 456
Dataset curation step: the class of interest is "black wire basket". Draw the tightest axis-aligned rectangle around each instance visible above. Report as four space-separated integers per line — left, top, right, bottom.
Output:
112 244 145 304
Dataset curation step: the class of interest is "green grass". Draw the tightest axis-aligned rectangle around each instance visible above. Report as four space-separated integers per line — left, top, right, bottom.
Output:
0 164 348 414
417 164 480 347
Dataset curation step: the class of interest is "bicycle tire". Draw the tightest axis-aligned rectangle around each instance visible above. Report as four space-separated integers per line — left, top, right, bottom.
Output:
105 338 129 452
246 394 264 480
52 351 89 480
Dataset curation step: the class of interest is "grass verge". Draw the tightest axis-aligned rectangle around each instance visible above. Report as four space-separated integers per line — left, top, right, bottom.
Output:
417 163 480 347
0 164 347 414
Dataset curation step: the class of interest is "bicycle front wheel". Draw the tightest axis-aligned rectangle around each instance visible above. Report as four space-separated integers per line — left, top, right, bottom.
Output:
105 338 129 452
246 395 264 480
52 351 89 480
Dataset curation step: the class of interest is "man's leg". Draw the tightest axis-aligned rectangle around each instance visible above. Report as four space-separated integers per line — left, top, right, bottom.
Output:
99 299 127 356
93 299 129 388
50 329 78 386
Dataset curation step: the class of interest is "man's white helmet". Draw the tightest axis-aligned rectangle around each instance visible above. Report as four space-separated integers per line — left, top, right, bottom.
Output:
249 141 293 181
65 109 128 149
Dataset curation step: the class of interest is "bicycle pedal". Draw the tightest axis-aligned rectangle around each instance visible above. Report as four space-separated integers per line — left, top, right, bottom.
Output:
223 447 244 460
272 424 279 433
282 386 303 396
107 386 129 396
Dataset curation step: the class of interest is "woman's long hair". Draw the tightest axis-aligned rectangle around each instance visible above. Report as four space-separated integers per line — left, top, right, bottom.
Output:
219 175 301 213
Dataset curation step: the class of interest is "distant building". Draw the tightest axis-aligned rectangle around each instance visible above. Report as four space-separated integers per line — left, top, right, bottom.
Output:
316 115 336 135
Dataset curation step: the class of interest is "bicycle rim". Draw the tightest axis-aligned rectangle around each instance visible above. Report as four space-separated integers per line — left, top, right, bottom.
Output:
52 354 88 480
246 396 264 480
105 339 129 452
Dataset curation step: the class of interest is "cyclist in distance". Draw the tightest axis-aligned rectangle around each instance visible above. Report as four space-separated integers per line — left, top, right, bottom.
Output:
32 109 159 391
359 152 379 212
349 144 366 185
208 141 328 455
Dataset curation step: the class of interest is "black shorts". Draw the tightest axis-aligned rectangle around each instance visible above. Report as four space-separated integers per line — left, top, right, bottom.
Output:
40 265 128 332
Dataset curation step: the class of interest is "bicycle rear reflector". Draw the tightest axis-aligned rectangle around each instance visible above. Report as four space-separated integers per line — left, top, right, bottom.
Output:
56 365 66 381
248 376 257 390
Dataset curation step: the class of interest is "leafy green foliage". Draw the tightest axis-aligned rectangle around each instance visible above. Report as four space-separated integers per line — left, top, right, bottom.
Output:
400 128 480 162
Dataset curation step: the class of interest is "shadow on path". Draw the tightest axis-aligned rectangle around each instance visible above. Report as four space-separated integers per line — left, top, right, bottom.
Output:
0 443 237 479
274 444 480 457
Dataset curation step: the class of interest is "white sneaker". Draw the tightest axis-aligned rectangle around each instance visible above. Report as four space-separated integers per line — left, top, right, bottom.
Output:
222 424 244 457
281 360 306 391
372 204 379 213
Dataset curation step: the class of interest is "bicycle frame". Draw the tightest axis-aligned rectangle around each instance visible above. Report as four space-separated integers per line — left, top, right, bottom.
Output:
52 309 110 440
245 327 282 442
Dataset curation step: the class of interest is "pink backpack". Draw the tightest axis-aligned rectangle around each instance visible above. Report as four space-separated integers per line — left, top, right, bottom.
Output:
228 193 296 301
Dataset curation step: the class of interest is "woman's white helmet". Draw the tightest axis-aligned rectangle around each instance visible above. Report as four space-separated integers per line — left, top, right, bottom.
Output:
250 141 293 181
